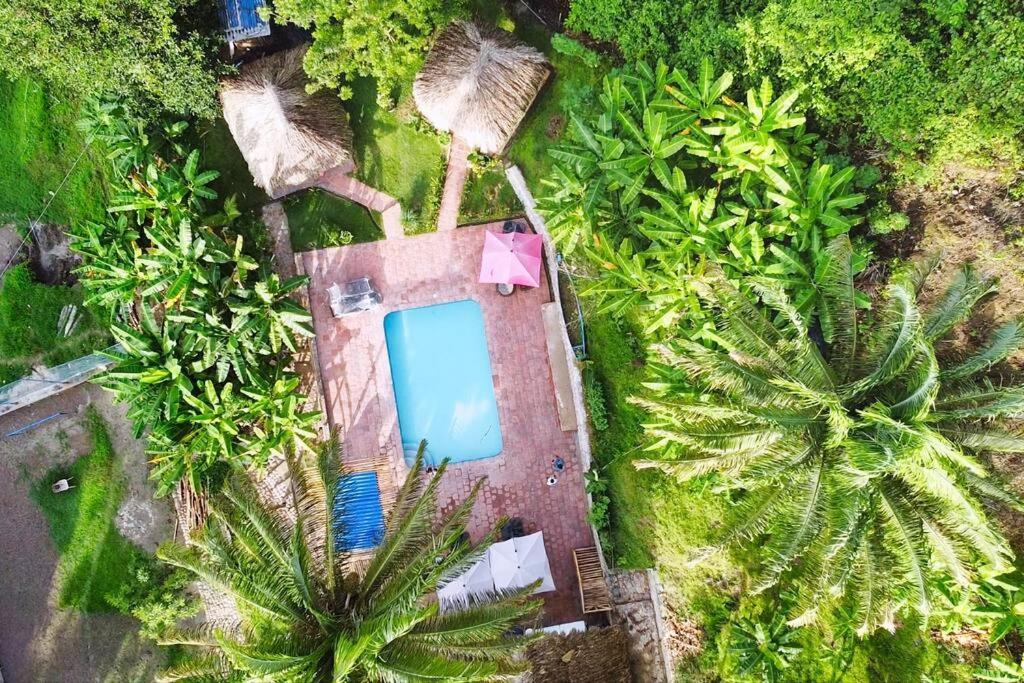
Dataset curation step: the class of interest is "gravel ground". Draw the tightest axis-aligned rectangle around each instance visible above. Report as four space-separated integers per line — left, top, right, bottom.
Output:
0 384 172 682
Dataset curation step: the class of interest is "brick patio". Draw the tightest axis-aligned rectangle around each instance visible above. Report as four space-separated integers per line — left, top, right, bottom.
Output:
300 223 594 624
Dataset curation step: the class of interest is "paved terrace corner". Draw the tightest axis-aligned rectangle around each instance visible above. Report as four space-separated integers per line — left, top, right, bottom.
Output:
300 223 595 624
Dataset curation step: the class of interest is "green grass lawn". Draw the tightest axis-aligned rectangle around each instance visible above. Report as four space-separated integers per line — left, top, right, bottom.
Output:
0 78 108 226
0 263 110 384
284 188 384 251
344 78 446 234
505 22 608 186
30 411 149 612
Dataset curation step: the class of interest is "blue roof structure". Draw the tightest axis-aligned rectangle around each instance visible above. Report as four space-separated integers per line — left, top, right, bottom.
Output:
218 0 272 43
333 471 386 552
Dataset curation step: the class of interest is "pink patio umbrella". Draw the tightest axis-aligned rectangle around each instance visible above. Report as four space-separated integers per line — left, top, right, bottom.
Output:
478 230 543 288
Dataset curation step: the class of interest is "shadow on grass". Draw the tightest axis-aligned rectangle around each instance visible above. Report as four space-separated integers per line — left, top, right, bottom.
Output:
30 409 148 612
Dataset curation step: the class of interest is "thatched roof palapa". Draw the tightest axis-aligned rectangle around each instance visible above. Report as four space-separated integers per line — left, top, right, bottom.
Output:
525 626 633 682
413 21 550 155
220 47 355 199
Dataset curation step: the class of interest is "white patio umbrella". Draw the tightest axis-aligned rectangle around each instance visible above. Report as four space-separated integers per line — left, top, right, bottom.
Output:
488 531 555 594
488 539 520 591
438 553 495 611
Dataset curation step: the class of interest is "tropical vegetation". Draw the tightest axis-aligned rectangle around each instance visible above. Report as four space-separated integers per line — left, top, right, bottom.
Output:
539 60 866 336
0 0 222 117
638 238 1024 635
564 0 1024 178
69 101 317 495
271 0 468 104
158 440 541 681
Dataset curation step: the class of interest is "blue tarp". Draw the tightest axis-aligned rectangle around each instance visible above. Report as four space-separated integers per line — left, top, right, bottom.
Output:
333 471 386 552
218 0 271 42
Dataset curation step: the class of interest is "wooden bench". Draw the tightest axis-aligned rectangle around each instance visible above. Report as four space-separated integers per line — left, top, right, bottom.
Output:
574 546 612 613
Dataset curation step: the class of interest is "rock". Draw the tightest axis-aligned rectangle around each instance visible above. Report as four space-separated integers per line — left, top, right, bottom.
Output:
0 224 24 272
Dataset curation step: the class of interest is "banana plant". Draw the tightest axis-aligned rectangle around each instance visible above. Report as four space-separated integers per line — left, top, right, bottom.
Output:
70 216 144 321
539 60 869 336
228 273 314 354
101 306 197 434
763 159 867 245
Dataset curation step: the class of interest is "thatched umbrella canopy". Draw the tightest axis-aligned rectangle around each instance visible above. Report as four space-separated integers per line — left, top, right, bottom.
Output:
525 626 633 682
220 47 355 199
413 21 550 155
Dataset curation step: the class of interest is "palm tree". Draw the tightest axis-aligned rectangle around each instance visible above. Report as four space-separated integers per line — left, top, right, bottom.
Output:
157 439 542 681
638 235 1024 635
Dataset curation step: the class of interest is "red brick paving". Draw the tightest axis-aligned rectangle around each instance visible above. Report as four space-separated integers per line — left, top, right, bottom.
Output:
437 137 470 232
301 223 593 624
316 167 405 240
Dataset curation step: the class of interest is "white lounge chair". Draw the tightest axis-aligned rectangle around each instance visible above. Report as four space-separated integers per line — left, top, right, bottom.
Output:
328 277 382 318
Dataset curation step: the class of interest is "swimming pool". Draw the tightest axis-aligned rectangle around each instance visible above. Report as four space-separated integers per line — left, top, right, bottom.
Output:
384 300 503 465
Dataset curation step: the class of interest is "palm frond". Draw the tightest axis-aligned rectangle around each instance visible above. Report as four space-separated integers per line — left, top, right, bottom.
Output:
933 422 1024 453
847 283 921 396
921 263 997 341
287 434 342 595
932 381 1024 420
156 654 232 682
939 320 1024 381
814 234 858 378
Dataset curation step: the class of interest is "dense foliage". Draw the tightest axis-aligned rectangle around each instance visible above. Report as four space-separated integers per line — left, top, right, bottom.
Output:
565 0 1024 175
272 0 468 103
638 238 1024 634
70 102 317 496
159 440 541 681
539 61 866 336
0 0 222 117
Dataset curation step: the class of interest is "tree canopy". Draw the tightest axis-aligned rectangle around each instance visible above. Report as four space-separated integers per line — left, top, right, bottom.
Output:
271 0 468 104
639 237 1024 634
159 440 542 681
0 0 222 116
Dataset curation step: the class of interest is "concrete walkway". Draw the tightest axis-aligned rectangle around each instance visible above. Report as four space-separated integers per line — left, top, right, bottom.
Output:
317 167 404 240
437 137 471 231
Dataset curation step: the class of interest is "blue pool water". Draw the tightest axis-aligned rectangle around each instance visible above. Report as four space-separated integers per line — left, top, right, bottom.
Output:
384 300 503 465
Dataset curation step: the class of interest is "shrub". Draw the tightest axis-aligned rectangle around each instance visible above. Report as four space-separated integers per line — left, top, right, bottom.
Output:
583 363 610 431
566 0 1024 176
585 470 611 528
868 205 910 235
108 554 197 640
565 0 752 79
551 33 601 68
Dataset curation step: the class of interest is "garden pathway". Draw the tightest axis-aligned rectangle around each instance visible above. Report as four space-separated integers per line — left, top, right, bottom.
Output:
437 137 471 231
317 167 404 240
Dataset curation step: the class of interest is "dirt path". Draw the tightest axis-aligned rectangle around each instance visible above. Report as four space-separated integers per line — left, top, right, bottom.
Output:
0 384 172 681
